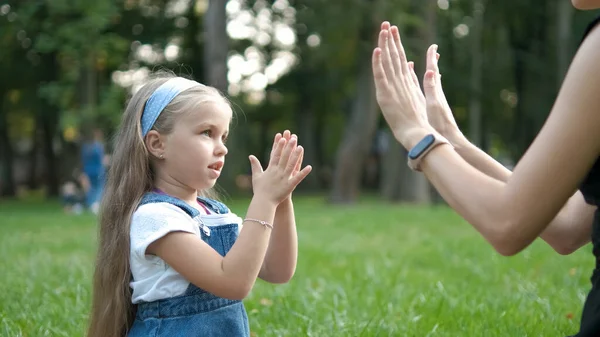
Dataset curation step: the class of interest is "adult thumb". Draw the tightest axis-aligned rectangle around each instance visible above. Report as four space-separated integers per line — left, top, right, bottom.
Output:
248 155 263 176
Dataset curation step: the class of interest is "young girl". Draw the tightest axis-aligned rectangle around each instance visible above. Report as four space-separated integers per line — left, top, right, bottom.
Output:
86 73 312 337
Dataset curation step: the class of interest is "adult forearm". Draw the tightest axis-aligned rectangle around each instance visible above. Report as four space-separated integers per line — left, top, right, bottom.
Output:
418 143 549 256
452 138 511 182
450 136 589 254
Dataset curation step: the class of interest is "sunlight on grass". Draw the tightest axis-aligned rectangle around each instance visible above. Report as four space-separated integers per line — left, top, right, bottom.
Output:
0 197 594 336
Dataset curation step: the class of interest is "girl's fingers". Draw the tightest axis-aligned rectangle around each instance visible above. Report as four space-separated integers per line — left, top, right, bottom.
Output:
268 138 286 167
271 133 282 153
286 146 303 175
278 136 297 169
294 146 304 173
290 165 313 187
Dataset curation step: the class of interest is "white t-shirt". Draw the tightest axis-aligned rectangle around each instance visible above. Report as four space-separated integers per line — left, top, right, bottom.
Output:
129 202 242 304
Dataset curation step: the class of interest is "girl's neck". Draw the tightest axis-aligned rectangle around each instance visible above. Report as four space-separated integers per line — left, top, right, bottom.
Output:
152 182 210 214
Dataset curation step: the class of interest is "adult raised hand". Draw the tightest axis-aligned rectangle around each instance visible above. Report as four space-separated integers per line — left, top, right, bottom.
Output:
422 44 466 145
372 21 434 150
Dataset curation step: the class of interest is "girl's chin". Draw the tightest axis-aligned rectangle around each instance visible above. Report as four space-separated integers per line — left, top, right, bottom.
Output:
197 179 217 191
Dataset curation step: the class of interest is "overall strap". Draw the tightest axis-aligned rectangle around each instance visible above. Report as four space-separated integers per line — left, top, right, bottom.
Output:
139 192 200 218
197 196 230 214
138 192 212 236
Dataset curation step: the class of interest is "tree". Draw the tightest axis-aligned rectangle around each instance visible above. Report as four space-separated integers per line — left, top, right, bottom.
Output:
328 0 384 204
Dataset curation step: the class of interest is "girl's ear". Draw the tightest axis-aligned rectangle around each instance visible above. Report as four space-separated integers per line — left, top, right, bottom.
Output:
145 130 166 159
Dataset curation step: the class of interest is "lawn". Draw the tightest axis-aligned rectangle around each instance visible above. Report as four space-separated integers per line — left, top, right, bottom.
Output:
0 196 594 336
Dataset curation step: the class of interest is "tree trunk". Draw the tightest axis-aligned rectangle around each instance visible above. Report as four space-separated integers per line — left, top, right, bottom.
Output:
77 54 98 146
380 133 402 200
329 44 379 204
40 53 60 197
511 47 529 159
296 95 320 190
40 102 59 196
81 54 98 109
314 109 327 189
27 121 39 188
328 0 382 204
556 0 572 88
469 0 484 147
0 92 16 197
508 2 553 159
203 0 228 93
203 0 241 194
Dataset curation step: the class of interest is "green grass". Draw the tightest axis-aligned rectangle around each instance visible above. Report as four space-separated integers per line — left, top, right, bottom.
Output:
0 197 594 336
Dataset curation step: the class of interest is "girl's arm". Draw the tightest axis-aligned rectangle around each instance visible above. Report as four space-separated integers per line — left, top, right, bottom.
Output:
258 197 298 283
148 195 277 300
147 137 311 300
256 131 303 283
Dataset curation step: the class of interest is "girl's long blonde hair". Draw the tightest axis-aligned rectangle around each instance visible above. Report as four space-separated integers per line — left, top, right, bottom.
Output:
87 72 229 337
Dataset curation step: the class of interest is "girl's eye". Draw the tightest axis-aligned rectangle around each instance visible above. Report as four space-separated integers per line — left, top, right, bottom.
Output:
201 130 211 136
222 135 228 144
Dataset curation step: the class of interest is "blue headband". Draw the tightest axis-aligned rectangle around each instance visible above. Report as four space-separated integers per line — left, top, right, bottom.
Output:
141 77 202 136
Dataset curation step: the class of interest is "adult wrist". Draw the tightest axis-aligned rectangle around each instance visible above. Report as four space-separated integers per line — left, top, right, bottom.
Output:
446 131 469 149
395 126 436 151
405 129 452 171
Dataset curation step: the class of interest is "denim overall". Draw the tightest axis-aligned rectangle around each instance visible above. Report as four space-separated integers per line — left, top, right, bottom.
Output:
128 192 250 337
